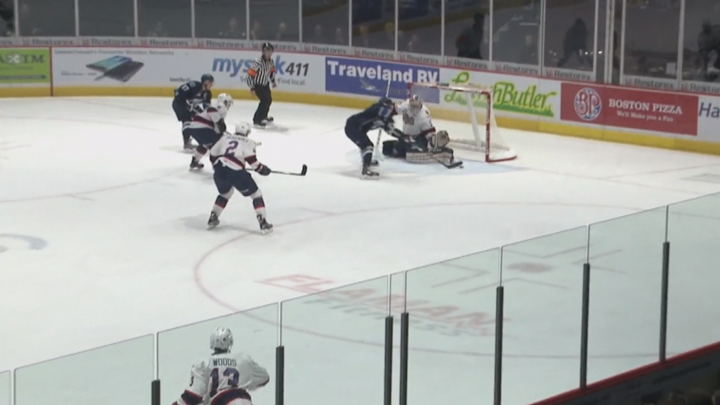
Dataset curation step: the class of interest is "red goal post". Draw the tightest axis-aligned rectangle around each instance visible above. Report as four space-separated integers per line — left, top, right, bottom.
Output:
406 82 517 163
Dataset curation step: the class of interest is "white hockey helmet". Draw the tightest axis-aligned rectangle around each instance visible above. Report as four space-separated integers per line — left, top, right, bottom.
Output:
210 327 234 351
217 93 234 110
234 122 252 137
408 94 422 112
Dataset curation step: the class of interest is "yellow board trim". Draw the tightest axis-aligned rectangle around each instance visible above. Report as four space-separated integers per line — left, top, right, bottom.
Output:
0 87 51 97
30 86 720 156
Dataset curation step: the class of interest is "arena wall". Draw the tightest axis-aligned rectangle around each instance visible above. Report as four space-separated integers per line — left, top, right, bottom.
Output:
2 39 720 155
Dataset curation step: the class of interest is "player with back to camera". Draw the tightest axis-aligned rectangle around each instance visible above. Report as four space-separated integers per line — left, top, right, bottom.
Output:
184 93 234 170
207 123 273 233
382 94 455 163
173 74 214 150
171 327 270 405
345 96 403 179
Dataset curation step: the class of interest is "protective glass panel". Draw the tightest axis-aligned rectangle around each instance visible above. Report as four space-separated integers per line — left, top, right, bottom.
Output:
622 0 680 79
0 2 13 36
282 276 388 405
587 207 667 382
352 0 396 50
302 0 349 45
405 249 500 405
158 304 278 405
196 0 247 40
667 193 720 354
0 370 9 405
445 0 487 59
19 0 75 36
682 0 720 82
501 227 587 404
398 0 440 55
138 0 191 38
14 335 154 404
544 0 596 72
79 0 134 36
249 0 299 42
492 0 540 64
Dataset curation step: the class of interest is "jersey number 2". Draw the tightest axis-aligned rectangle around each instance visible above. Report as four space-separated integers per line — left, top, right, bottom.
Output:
224 141 239 155
210 368 240 397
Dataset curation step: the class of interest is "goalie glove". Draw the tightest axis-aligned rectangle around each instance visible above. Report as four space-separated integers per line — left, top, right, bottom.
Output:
383 120 404 139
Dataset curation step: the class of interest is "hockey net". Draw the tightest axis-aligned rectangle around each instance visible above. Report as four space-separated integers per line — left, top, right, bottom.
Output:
407 82 517 162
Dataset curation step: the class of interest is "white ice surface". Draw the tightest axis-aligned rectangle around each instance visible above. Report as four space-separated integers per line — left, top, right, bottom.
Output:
2 97 720 405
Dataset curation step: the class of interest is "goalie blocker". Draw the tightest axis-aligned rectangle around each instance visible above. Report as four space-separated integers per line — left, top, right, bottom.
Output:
382 130 455 164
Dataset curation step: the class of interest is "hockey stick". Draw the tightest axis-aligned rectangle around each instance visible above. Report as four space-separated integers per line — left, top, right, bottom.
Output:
273 164 308 176
373 78 392 161
433 157 463 169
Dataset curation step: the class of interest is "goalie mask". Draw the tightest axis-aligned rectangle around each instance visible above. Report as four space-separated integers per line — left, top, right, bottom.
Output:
429 130 450 150
408 94 422 113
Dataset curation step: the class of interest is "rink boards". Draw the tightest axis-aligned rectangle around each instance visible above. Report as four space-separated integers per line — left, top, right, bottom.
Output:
1 40 720 155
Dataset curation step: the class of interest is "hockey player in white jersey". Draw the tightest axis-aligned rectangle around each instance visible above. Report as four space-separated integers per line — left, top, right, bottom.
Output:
171 327 270 405
382 94 454 163
184 93 234 170
207 123 273 233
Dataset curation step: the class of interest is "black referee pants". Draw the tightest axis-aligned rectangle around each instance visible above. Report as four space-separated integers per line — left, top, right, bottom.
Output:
253 85 272 124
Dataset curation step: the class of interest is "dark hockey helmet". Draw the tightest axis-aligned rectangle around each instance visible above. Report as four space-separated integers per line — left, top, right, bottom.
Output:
378 96 393 107
201 73 214 83
262 42 274 52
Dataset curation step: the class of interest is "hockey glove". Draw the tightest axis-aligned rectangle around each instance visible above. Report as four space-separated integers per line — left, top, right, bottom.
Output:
257 164 271 176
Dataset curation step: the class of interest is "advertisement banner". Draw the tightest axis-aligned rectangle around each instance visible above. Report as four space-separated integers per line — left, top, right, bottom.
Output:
561 83 698 136
0 48 50 85
52 48 324 92
325 57 440 99
697 95 720 142
439 68 560 120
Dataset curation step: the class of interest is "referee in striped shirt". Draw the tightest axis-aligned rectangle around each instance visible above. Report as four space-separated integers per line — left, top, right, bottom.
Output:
247 42 277 128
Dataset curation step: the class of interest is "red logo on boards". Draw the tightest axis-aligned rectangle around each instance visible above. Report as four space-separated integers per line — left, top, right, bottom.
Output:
560 83 698 136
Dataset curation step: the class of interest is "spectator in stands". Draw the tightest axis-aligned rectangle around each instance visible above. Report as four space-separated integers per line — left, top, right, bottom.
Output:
517 33 538 65
0 0 13 36
356 24 371 48
220 17 244 39
406 32 420 53
311 24 325 44
250 21 262 40
384 21 398 49
147 21 167 37
125 24 134 36
455 12 483 59
557 18 590 68
334 27 346 45
712 390 720 405
275 22 289 42
698 20 720 79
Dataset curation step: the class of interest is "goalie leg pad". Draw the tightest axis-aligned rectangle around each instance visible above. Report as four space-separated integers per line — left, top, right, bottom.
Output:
382 140 407 158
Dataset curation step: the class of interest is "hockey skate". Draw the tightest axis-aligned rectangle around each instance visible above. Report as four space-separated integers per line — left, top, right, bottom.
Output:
257 215 273 234
254 121 266 129
189 157 204 170
361 164 379 180
207 212 219 229
265 116 274 122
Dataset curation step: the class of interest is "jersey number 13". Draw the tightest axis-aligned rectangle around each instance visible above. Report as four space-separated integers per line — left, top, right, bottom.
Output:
210 367 240 397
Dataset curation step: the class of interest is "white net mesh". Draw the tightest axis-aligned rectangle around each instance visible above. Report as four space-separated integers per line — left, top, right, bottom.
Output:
407 83 517 162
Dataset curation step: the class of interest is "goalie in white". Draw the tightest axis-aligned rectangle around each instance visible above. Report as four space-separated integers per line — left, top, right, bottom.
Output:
381 94 454 164
207 123 273 233
171 327 270 405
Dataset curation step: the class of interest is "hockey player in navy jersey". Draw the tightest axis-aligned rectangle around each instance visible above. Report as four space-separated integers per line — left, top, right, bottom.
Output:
173 74 214 150
183 93 234 170
345 97 403 179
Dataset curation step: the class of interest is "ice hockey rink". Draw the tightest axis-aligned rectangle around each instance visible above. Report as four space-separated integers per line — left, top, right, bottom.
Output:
3 97 720 405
